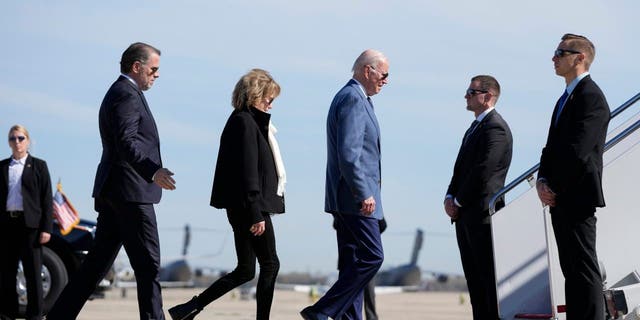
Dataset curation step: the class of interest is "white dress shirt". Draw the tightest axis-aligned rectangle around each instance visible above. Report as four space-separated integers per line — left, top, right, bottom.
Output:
6 154 27 211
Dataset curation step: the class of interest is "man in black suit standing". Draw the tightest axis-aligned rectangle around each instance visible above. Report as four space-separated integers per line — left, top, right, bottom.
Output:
48 42 176 320
445 75 513 320
537 33 609 320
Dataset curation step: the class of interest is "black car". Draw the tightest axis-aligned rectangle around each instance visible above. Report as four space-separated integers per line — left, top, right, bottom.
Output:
16 218 111 315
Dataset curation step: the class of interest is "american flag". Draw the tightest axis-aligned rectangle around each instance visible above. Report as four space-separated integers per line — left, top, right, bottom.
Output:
53 181 80 235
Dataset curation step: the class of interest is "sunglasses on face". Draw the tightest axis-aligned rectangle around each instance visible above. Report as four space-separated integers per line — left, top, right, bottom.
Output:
466 88 489 96
368 65 389 80
554 48 581 58
137 61 159 74
8 136 26 142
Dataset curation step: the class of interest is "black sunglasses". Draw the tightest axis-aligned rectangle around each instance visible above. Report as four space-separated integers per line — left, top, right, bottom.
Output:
8 136 26 142
137 61 159 74
466 88 489 96
368 65 389 80
554 48 581 58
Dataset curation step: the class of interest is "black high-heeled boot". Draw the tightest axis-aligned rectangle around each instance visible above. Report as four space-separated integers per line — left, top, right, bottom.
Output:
168 296 201 320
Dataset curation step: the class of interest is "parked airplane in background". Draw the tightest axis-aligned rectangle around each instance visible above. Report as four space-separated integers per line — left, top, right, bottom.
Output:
159 224 193 284
376 228 455 288
376 229 423 287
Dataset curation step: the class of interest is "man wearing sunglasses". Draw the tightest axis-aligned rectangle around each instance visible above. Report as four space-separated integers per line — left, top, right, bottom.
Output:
445 75 512 319
48 43 176 320
537 34 610 320
301 49 388 320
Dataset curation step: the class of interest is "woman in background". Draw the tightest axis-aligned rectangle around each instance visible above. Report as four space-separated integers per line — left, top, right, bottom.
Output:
169 69 286 320
0 125 53 320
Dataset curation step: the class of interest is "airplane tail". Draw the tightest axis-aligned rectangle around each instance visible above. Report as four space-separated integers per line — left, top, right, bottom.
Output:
409 229 423 266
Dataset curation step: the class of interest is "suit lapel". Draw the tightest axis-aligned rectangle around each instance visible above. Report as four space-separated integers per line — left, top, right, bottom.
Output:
464 110 494 147
350 81 381 142
555 92 574 128
119 76 160 136
555 75 590 129
120 76 162 164
139 91 159 135
364 97 381 141
21 154 33 190
1 158 9 198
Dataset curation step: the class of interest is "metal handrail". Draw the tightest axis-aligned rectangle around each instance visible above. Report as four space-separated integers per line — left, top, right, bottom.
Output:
488 92 640 215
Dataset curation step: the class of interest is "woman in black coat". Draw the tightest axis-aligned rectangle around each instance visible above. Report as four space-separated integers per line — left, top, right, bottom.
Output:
169 69 286 320
0 125 53 320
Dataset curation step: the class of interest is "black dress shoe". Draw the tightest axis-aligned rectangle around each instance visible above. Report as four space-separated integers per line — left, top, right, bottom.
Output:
168 296 201 320
300 306 328 320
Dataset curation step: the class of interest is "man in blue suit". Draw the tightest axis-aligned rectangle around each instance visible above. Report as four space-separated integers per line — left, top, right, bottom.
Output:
301 49 389 320
48 42 176 320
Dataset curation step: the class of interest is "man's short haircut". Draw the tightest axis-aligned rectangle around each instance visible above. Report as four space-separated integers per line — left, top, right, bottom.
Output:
562 33 596 69
120 42 161 74
472 75 501 102
352 49 387 73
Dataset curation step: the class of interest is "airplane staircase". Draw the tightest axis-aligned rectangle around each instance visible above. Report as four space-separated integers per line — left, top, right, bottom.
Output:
487 92 640 320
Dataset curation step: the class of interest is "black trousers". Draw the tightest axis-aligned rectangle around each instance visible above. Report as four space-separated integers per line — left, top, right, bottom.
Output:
455 219 498 320
0 214 43 320
197 209 279 320
47 198 164 320
550 205 603 320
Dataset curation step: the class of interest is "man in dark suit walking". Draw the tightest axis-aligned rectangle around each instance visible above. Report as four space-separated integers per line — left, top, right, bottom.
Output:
537 33 609 320
47 42 176 320
301 49 388 320
445 75 513 319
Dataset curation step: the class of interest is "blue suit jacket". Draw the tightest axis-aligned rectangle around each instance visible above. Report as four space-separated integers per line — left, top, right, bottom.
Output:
92 76 163 205
325 79 383 219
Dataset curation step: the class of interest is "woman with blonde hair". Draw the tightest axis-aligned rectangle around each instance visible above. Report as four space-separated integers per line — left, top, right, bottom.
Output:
0 125 53 320
169 69 286 320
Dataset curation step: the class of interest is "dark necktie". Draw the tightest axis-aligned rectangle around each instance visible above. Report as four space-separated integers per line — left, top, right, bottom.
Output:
367 97 374 110
463 120 480 145
554 90 569 126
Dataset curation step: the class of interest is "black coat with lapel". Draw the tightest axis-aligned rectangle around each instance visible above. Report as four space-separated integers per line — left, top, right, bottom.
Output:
539 75 610 209
210 106 285 224
1 154 53 232
447 109 513 222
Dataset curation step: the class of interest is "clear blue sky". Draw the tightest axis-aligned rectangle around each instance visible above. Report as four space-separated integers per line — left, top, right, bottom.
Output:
2 1 639 275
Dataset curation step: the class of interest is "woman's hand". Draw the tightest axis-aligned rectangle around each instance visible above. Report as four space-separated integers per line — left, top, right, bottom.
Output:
40 232 51 244
250 221 266 236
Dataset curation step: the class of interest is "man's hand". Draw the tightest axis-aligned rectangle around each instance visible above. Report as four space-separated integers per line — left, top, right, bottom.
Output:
360 196 376 216
536 180 556 207
153 168 176 190
250 221 266 236
39 232 51 244
444 197 459 220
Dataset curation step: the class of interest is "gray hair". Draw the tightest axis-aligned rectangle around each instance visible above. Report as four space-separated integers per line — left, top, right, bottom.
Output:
351 49 387 73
